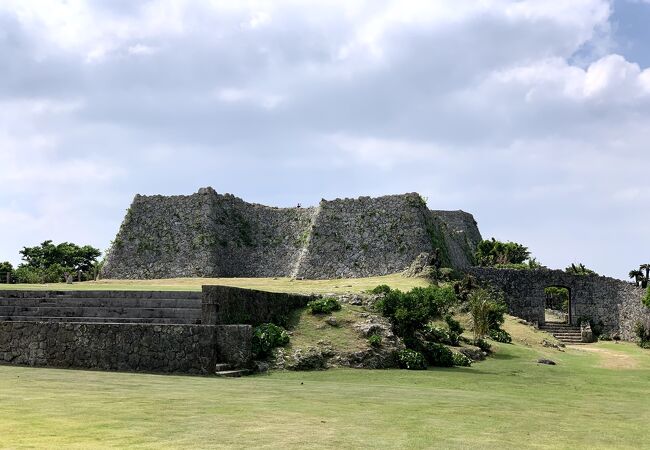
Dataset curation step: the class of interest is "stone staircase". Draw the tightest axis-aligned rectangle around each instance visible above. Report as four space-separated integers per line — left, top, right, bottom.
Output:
0 291 201 325
215 363 250 377
539 322 583 344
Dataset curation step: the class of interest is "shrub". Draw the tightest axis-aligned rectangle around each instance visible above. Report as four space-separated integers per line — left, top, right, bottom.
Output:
634 322 650 349
489 329 512 344
308 297 342 315
376 285 456 343
468 288 507 340
475 238 530 266
252 323 290 358
369 284 392 295
420 342 454 367
474 338 492 353
445 315 464 335
397 349 427 370
452 352 472 367
423 324 450 343
368 334 382 348
13 266 42 284
643 287 650 308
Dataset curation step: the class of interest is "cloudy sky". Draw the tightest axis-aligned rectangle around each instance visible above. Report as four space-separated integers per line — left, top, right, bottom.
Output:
1 0 648 279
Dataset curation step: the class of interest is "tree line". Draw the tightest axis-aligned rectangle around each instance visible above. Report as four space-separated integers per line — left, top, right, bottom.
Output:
0 241 102 284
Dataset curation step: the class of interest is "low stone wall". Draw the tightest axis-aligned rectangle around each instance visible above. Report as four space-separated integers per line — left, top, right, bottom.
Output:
0 321 251 373
202 285 313 327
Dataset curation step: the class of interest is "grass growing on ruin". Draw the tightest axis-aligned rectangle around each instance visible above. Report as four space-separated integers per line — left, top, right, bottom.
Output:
1 320 649 449
0 273 430 294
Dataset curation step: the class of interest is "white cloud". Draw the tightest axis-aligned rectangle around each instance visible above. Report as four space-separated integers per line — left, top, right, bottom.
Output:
0 0 648 278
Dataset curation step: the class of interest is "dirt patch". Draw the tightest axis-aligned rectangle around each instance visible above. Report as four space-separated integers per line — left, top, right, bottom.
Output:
568 345 639 370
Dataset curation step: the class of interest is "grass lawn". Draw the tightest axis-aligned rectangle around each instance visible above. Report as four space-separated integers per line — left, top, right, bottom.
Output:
1 320 649 449
0 273 429 294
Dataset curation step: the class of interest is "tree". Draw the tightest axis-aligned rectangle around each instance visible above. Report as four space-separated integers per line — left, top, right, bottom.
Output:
20 241 101 274
16 241 101 283
0 261 13 283
640 264 650 288
630 270 643 287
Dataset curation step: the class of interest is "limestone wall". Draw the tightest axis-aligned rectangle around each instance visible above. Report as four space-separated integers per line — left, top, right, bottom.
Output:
102 189 482 280
467 267 649 340
0 321 251 373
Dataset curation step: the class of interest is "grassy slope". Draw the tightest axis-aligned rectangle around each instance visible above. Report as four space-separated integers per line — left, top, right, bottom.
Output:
0 274 429 294
1 318 649 449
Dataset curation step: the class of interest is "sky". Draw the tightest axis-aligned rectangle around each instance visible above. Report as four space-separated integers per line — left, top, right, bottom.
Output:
0 0 648 280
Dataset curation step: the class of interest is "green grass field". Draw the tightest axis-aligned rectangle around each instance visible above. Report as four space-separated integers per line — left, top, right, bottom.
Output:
0 274 429 294
1 276 649 448
1 320 649 449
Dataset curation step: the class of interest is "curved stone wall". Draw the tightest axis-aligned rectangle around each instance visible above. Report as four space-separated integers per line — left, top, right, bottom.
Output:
102 189 482 279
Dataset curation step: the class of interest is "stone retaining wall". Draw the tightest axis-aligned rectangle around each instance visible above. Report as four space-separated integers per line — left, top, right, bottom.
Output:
202 285 314 327
0 321 251 373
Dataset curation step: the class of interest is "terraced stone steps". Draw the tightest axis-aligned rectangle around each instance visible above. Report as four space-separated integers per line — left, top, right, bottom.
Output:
0 291 201 325
0 316 200 324
539 322 584 344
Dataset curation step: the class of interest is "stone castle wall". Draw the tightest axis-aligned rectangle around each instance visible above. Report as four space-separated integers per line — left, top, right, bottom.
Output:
467 267 649 340
102 189 482 279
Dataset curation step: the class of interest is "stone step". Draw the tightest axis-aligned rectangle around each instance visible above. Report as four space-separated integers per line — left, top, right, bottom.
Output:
0 290 201 300
0 298 201 309
215 369 250 378
0 306 201 319
0 316 200 324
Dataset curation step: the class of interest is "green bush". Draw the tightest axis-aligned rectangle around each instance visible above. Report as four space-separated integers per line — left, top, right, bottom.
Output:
397 349 427 370
420 342 454 367
634 322 650 349
423 324 449 343
368 334 382 348
475 238 530 266
489 329 512 344
452 353 472 367
369 284 392 295
643 287 650 308
445 315 464 335
474 338 492 353
308 297 342 315
252 323 290 358
13 266 42 284
376 285 456 343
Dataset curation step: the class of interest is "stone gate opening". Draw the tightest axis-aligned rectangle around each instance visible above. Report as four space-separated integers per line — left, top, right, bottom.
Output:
544 286 571 324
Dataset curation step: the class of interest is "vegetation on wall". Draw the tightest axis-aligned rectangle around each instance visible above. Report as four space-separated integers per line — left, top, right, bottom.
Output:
566 263 598 276
475 238 541 269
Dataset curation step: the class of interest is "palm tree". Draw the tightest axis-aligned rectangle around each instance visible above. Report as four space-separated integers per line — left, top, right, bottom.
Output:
629 269 643 287
639 264 650 289
640 264 650 288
